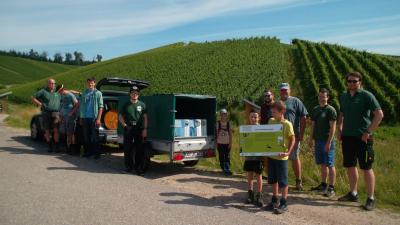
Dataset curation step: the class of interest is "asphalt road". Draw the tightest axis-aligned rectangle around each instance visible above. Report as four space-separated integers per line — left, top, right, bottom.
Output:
0 119 278 225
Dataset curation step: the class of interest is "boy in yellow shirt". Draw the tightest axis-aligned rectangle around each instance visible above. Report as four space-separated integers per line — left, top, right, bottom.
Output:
265 101 295 214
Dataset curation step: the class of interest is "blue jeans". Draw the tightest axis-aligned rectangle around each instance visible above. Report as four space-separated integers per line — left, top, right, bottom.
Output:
82 118 100 156
217 144 231 172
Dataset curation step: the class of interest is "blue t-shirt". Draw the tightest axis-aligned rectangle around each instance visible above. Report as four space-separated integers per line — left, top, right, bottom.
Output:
84 90 95 118
60 92 77 117
283 96 308 136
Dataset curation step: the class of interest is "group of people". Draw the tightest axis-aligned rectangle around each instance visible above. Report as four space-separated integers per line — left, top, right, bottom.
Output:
32 77 104 158
215 71 383 214
32 78 148 175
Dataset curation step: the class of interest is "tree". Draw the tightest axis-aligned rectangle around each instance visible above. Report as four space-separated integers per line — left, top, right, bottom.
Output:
53 53 63 63
96 54 102 62
73 51 83 65
39 51 48 61
65 52 73 64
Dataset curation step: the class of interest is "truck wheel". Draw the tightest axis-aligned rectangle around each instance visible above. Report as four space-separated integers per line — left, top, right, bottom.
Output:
183 160 199 167
30 120 42 141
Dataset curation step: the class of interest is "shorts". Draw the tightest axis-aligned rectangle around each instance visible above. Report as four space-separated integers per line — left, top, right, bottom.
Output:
267 158 288 188
42 111 60 130
315 140 336 167
243 160 263 174
289 141 301 160
60 115 76 135
342 136 374 170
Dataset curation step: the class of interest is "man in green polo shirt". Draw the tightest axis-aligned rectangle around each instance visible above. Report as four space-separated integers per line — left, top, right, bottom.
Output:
337 71 384 211
31 78 61 152
119 85 148 175
308 88 337 197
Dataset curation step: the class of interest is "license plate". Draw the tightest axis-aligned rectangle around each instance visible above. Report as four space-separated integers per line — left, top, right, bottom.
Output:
185 152 200 158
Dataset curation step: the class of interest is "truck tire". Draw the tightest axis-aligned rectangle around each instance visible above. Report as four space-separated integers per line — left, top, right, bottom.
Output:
30 119 42 141
183 160 199 167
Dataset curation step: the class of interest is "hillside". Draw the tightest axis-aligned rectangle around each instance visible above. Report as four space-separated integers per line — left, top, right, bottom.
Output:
0 55 78 87
7 37 400 120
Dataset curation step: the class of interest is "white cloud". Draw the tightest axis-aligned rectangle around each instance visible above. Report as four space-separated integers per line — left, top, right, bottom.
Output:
0 0 307 48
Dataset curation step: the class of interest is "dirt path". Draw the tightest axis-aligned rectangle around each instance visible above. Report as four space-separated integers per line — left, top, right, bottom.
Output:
1 113 399 225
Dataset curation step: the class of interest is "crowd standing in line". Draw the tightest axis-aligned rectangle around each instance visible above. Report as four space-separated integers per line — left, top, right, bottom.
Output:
31 70 384 212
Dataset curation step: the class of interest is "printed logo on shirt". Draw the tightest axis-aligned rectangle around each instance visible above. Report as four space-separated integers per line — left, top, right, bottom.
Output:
137 106 142 112
321 112 326 118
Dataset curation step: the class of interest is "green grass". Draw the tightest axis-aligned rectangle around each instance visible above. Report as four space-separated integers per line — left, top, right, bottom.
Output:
3 103 39 128
0 55 78 86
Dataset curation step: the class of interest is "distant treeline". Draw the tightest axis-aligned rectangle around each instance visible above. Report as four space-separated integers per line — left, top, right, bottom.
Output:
0 49 103 66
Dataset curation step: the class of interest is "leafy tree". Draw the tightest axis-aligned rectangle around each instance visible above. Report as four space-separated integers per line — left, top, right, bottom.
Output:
54 53 63 63
96 54 102 62
65 52 73 64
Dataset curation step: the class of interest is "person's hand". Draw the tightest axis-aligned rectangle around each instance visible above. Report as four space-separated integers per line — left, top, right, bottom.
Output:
142 129 147 139
68 111 74 117
337 129 342 142
324 142 331 152
361 133 369 143
95 119 101 127
279 152 289 157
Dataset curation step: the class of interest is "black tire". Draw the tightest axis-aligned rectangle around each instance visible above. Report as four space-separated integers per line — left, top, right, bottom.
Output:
30 119 43 141
183 160 199 167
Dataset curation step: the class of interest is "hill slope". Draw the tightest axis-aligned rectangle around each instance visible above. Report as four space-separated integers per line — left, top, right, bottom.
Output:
0 55 79 86
8 37 400 119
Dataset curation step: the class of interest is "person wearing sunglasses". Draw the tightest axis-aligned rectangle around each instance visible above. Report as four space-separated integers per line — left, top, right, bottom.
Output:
337 71 384 211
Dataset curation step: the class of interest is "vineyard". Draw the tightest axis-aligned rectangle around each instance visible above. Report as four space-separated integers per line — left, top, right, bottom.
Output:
6 37 400 121
8 37 287 107
292 39 400 121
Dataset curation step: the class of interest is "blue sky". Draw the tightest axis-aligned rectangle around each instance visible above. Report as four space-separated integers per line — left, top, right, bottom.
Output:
1 0 399 60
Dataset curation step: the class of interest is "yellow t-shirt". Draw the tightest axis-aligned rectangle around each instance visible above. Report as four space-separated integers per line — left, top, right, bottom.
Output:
268 118 295 160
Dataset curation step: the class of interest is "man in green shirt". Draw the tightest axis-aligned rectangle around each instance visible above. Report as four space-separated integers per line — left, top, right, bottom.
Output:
337 71 384 211
32 78 61 152
119 85 148 175
308 88 337 197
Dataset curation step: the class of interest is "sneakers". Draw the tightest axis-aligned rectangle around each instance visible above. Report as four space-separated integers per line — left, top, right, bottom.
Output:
311 182 327 191
274 199 288 214
295 179 303 191
362 198 375 211
274 203 288 214
324 186 335 197
254 192 264 207
338 192 359 202
246 190 254 204
265 196 279 211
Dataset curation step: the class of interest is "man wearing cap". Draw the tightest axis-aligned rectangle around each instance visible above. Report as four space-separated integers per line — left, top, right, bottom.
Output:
119 85 148 175
216 108 232 175
79 77 103 159
337 71 383 211
57 84 79 154
32 78 61 152
278 82 308 190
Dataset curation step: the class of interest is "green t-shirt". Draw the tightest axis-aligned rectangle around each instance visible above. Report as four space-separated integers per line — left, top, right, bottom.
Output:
340 89 381 136
311 104 337 141
268 118 295 160
34 88 61 112
120 100 147 128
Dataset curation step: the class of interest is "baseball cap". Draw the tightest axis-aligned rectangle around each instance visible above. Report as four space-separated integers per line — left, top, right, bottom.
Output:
278 83 290 90
130 85 140 93
220 108 227 114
